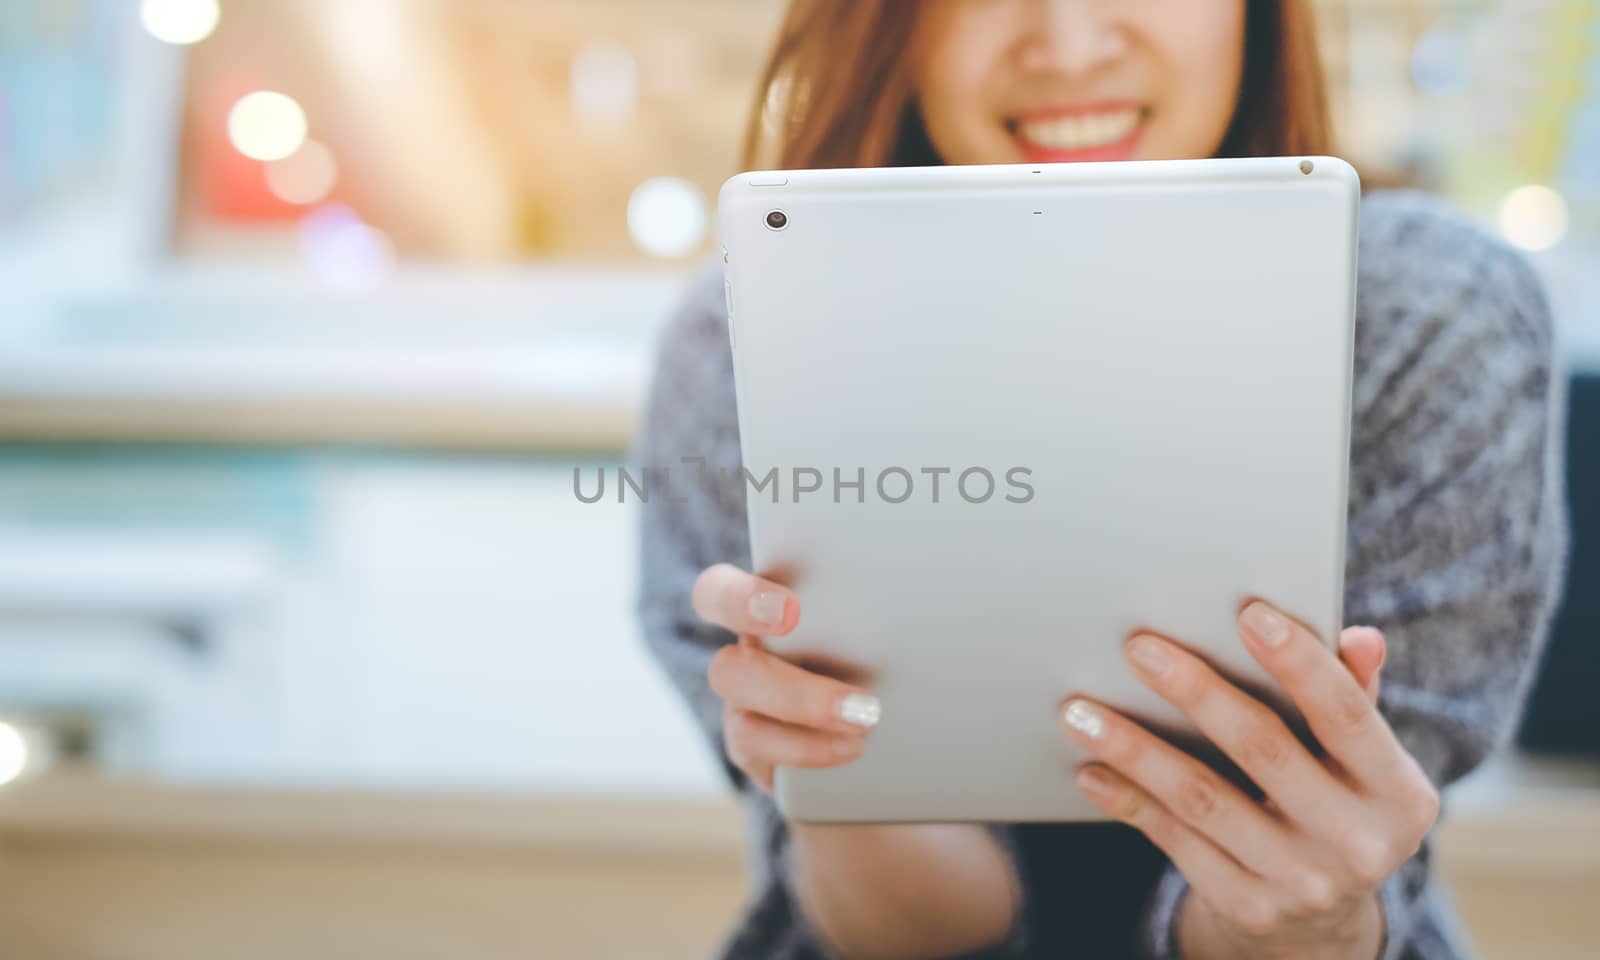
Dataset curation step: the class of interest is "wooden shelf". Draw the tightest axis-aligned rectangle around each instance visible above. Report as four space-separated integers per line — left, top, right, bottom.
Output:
0 393 638 454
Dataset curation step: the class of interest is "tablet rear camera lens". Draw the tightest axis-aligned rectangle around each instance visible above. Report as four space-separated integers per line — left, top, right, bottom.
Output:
765 210 788 231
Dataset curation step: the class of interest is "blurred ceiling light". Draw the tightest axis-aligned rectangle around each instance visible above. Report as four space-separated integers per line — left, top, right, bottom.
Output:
627 177 706 258
228 91 308 162
266 139 338 205
0 722 28 787
1410 28 1471 95
1499 185 1568 252
299 204 397 293
140 0 220 46
571 40 639 132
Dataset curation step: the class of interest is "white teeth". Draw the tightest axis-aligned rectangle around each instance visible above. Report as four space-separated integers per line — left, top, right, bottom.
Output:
1016 109 1140 151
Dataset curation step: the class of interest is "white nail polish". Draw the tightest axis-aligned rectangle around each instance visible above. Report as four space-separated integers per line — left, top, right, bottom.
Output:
1063 700 1105 739
747 590 785 626
838 693 881 728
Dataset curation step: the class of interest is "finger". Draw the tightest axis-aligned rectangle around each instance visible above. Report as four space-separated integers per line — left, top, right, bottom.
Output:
709 640 882 734
1075 763 1275 914
724 706 867 786
723 706 775 793
692 563 799 636
1237 602 1410 791
1338 626 1385 704
1061 698 1296 877
1119 632 1357 830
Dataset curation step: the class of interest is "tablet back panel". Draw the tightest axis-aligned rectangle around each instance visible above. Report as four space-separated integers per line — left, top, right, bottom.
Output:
718 158 1359 822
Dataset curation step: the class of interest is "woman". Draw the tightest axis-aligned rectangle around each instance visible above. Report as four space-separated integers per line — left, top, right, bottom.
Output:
635 2 1568 957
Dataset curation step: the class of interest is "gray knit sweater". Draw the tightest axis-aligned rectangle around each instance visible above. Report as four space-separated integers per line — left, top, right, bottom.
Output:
632 190 1569 959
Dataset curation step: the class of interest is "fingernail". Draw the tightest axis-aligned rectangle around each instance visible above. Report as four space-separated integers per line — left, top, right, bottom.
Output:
838 693 881 728
1077 765 1115 796
1242 602 1290 647
748 590 786 626
1127 634 1171 676
1062 699 1105 739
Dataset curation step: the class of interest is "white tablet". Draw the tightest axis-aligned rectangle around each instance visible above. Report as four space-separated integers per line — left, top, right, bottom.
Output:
718 157 1359 822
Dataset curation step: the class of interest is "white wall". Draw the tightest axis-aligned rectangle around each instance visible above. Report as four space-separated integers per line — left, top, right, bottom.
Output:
320 459 723 795
0 458 726 798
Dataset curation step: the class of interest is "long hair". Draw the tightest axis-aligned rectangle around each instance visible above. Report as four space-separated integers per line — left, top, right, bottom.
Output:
741 0 1333 170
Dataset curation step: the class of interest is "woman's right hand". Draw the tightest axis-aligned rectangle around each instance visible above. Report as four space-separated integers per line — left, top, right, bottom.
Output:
693 563 882 794
693 564 1019 956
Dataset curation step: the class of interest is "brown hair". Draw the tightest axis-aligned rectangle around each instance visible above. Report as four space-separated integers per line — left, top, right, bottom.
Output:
741 0 1333 171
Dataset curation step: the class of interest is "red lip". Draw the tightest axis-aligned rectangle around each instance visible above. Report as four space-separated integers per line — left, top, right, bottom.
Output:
1009 102 1146 164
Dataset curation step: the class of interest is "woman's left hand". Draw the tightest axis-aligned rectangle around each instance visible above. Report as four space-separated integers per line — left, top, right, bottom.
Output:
1059 601 1440 960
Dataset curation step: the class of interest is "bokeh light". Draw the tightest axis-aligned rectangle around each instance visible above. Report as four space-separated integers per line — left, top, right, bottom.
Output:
1499 184 1569 252
139 0 220 46
299 204 397 292
626 177 706 258
228 91 308 162
0 722 27 787
265 139 338 206
570 40 638 132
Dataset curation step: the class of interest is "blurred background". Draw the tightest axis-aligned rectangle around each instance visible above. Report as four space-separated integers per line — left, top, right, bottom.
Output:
0 1 1596 957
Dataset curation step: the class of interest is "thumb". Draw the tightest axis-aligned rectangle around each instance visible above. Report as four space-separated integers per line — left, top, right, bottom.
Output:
1338 626 1387 703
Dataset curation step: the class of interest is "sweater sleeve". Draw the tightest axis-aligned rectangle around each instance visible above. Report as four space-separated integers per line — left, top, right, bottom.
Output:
1138 193 1570 959
632 265 1031 959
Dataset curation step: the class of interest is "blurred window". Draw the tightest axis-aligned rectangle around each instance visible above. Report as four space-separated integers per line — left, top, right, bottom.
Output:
0 1 124 220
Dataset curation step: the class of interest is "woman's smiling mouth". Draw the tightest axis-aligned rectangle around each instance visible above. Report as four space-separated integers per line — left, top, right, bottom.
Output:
1007 103 1147 162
